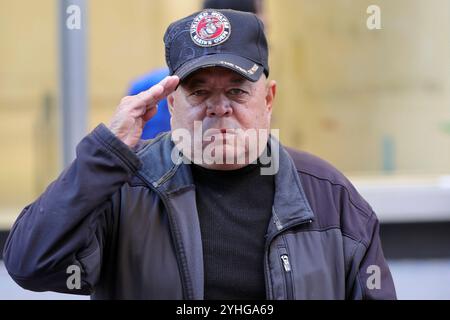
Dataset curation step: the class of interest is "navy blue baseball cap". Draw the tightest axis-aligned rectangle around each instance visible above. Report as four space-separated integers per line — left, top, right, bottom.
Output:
163 9 269 82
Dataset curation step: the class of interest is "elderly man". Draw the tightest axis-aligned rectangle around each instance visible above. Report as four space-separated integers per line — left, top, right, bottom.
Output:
129 0 266 139
3 9 396 300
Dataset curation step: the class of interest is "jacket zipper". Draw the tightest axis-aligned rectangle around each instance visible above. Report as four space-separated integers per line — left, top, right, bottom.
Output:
264 217 312 300
281 255 291 271
279 246 294 299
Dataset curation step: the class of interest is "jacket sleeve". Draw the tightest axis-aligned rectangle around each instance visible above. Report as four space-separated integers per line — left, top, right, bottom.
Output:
347 212 397 300
2 124 142 294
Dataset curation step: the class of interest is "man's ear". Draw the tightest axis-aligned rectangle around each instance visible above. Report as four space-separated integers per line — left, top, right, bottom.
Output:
265 80 277 112
167 94 175 116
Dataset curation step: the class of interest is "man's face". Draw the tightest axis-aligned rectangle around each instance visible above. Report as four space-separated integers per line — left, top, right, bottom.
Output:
168 67 276 170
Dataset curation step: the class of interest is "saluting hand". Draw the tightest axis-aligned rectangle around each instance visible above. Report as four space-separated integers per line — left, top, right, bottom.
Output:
108 75 179 148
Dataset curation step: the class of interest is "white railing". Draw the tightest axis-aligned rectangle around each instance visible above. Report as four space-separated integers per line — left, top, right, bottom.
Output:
354 175 450 223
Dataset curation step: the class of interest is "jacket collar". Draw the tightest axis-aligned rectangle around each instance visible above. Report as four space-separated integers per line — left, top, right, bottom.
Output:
136 132 315 228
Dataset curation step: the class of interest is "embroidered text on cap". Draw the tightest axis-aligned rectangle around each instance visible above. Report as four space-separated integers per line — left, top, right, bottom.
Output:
190 11 231 47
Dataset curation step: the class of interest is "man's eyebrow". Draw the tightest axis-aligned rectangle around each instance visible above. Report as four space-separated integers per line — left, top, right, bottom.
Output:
230 77 247 84
183 78 206 87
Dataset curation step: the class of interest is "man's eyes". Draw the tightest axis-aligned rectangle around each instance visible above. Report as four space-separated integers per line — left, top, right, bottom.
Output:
190 89 209 96
228 88 247 96
188 88 248 97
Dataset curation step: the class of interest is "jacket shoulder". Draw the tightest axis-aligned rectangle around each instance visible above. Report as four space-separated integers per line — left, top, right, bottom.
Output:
285 147 376 245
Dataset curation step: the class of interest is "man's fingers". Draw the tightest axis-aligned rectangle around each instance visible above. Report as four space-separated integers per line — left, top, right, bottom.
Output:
139 75 179 106
138 84 164 106
139 76 179 123
142 104 158 122
162 76 180 96
122 84 163 118
155 75 179 93
117 75 179 120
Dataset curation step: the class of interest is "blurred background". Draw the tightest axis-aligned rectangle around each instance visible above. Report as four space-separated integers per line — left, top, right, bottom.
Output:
1 0 450 299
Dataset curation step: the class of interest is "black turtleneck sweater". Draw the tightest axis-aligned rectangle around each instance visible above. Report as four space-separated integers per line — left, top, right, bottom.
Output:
191 162 274 300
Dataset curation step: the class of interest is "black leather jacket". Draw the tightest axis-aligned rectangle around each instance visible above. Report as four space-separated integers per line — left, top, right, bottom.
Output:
3 124 396 299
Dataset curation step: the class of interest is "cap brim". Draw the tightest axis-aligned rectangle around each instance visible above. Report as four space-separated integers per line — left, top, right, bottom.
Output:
174 53 264 82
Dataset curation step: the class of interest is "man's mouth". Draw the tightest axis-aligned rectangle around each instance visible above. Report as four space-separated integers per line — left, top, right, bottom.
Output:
203 128 236 140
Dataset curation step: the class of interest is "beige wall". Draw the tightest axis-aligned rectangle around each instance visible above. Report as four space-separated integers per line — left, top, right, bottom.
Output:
1 0 450 223
268 0 450 175
0 0 57 213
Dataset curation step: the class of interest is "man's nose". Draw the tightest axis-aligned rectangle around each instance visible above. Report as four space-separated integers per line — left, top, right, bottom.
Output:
206 94 232 118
